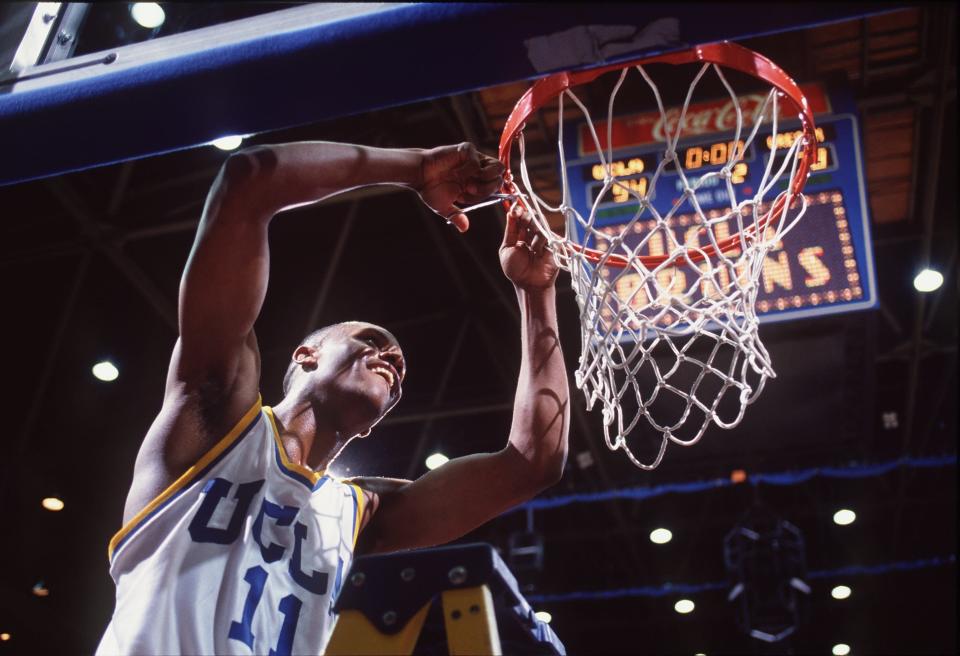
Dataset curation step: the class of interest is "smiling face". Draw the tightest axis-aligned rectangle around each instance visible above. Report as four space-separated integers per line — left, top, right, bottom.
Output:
284 321 406 437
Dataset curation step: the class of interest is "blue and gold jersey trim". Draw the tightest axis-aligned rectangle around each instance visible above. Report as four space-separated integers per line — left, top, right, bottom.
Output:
107 397 264 563
263 407 364 547
263 406 329 491
346 483 365 548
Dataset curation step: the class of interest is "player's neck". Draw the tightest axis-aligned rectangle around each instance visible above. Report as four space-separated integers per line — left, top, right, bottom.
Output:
271 395 349 472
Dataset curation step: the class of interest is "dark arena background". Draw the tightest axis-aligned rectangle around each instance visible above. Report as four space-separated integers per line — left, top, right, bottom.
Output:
0 3 955 654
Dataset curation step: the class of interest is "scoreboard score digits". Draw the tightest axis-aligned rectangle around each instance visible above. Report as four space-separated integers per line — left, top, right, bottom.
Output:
562 82 877 325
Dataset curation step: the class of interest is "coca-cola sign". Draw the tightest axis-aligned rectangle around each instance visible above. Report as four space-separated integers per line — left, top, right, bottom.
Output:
578 83 831 156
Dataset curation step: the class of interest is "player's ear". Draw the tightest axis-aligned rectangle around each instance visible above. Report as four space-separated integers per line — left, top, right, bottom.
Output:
293 344 318 370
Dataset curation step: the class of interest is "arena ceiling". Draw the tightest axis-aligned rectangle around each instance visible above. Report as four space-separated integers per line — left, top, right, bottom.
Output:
0 4 955 654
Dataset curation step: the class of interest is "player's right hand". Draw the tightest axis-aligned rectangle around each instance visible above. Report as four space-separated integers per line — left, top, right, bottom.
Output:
417 143 505 232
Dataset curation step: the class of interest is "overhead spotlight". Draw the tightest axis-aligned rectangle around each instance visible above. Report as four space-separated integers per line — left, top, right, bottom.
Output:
425 453 448 470
832 509 856 526
534 611 552 623
674 599 695 614
0 633 9 641
831 585 851 600
575 451 594 469
881 411 899 430
211 135 244 151
913 268 944 293
92 360 119 382
41 497 64 512
832 643 850 656
650 528 673 544
130 3 166 29
32 581 50 597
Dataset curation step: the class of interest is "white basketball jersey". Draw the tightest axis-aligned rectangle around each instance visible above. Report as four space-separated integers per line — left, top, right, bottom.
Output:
97 398 364 655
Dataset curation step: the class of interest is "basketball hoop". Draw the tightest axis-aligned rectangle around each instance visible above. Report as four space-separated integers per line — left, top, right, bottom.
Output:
496 42 818 469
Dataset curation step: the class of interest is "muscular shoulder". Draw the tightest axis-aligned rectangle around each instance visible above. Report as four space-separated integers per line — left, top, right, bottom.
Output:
121 356 261 525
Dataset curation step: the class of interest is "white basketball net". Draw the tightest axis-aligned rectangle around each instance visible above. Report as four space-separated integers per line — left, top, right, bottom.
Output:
508 62 810 469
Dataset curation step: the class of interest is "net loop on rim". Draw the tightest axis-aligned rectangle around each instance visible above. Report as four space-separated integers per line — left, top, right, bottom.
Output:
497 42 817 469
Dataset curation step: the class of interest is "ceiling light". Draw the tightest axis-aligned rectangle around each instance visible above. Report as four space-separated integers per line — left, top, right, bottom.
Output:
650 528 673 544
881 411 899 430
833 509 856 526
425 453 448 470
41 497 64 512
831 585 851 600
674 599 695 614
913 268 944 293
534 610 552 623
32 582 50 597
832 643 850 656
0 633 9 641
211 135 244 151
92 360 119 382
130 3 165 29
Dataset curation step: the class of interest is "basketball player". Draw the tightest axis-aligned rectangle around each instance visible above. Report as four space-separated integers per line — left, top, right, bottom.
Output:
96 141 570 655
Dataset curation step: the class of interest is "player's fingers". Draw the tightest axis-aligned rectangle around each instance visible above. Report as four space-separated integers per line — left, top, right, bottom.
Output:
478 159 505 177
516 206 534 233
457 142 481 171
457 142 476 162
526 227 541 251
502 204 523 247
534 232 551 256
458 189 502 205
529 233 543 253
472 178 503 199
448 212 469 233
475 174 504 189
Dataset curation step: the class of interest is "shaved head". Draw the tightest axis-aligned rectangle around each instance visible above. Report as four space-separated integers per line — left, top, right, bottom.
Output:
282 321 402 397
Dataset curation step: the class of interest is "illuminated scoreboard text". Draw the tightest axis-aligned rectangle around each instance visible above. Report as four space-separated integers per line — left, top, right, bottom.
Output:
563 87 876 325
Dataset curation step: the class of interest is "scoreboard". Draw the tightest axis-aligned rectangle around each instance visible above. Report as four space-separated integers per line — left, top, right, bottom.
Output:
561 82 877 324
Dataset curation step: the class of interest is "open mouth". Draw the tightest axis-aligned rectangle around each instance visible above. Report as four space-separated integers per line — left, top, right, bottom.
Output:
369 365 396 393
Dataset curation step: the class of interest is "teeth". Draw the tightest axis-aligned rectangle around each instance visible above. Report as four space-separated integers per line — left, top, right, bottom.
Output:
371 366 394 389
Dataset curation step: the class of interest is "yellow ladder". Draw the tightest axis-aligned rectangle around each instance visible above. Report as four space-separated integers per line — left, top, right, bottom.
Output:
326 543 564 656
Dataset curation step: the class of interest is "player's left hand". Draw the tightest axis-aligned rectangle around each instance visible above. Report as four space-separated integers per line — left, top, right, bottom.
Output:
417 143 505 232
500 204 559 291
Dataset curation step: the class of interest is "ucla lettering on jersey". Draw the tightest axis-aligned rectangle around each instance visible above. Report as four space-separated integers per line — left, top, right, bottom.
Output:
97 398 364 656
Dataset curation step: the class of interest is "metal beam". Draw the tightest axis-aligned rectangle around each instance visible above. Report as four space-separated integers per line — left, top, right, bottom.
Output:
381 401 513 427
890 2 954 557
106 161 135 217
898 1 952 460
117 218 201 245
451 222 519 324
46 178 179 331
122 165 222 201
15 252 90 457
922 243 956 333
415 201 514 386
567 399 649 575
404 317 471 479
0 241 84 267
303 200 361 335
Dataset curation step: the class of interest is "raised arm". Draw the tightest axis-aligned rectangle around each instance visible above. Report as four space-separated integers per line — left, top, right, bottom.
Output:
123 141 502 523
355 205 570 554
173 143 426 395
